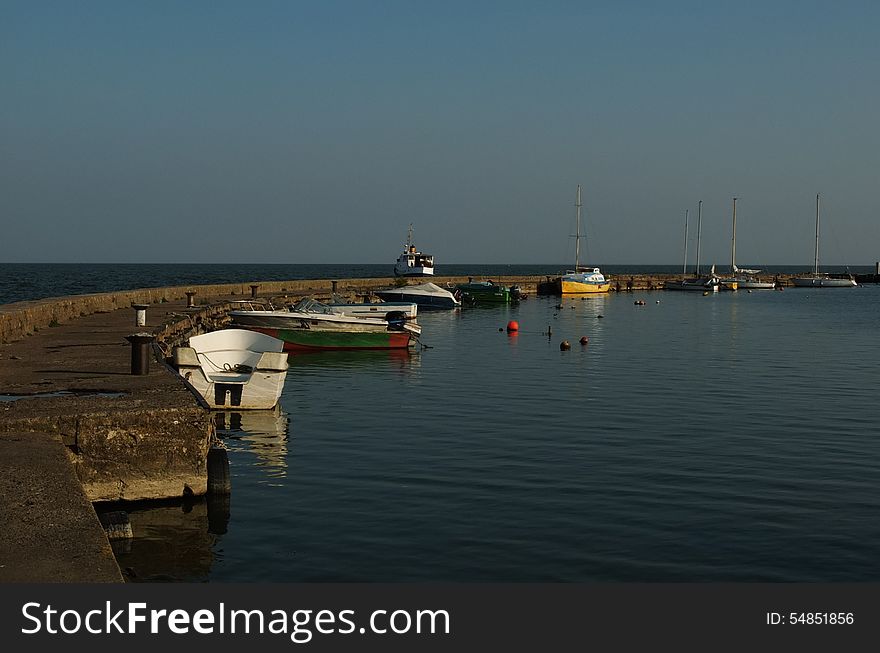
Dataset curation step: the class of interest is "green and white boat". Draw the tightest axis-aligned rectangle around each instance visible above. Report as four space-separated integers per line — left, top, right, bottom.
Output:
229 298 421 352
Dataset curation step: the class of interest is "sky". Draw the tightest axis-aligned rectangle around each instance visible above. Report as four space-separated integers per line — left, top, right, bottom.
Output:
2 0 879 265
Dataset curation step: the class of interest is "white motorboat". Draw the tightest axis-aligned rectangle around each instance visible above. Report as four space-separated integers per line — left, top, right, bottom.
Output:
228 298 421 351
394 224 435 276
326 294 418 319
173 329 288 410
792 194 857 288
374 282 462 309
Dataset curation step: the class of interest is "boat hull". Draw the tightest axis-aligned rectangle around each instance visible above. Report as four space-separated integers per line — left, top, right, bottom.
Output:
559 279 611 294
664 279 720 292
791 277 857 287
375 283 461 309
247 326 415 351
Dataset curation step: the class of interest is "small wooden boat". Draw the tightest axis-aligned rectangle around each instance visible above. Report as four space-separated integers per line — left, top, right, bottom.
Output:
173 329 288 409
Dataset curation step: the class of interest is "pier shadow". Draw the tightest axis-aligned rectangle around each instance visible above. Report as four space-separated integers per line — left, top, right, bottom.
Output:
96 496 225 582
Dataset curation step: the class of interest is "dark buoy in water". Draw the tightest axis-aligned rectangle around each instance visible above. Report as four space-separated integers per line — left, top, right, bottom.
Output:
597 315 604 318
560 340 571 350
579 336 589 345
207 447 231 495
506 320 519 333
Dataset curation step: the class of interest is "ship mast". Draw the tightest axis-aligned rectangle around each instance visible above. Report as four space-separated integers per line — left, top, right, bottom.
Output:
695 200 702 275
731 197 737 273
814 193 820 275
681 209 689 278
574 185 582 270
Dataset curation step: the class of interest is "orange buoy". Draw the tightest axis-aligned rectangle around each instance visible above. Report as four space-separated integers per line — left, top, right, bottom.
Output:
506 320 519 333
579 336 589 345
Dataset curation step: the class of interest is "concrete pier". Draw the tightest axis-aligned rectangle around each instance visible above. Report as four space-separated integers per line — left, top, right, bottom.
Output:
0 431 122 582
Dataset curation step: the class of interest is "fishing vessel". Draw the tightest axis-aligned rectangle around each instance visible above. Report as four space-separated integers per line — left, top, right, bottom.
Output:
722 197 775 289
172 329 288 409
394 224 434 276
792 194 857 288
556 185 611 294
665 203 722 292
229 298 421 351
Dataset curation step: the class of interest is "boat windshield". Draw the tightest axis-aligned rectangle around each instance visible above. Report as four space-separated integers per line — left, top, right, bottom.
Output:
289 298 334 314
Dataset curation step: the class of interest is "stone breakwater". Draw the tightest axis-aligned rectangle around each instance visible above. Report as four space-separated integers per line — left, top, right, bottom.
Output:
1 273 800 345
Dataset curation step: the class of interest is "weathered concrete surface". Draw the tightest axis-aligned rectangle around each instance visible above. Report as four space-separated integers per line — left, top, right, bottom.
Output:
0 299 214 502
0 432 123 582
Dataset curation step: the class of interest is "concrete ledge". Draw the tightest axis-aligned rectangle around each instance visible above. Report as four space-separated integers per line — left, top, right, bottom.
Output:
0 432 123 582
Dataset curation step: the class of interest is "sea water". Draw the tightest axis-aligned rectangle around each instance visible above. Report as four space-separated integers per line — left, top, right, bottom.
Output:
88 282 880 582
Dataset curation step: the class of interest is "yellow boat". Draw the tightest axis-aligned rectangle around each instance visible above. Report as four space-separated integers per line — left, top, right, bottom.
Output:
556 185 611 294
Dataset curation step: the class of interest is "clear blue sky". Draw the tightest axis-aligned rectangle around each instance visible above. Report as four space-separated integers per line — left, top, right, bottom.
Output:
2 1 878 265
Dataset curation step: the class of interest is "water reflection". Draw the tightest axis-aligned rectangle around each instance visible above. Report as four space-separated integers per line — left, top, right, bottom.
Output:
287 348 421 374
100 499 218 582
215 406 291 479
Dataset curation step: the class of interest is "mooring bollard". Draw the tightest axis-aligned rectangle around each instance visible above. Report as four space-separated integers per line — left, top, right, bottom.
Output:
185 290 197 308
132 303 149 327
331 280 338 293
250 284 259 298
125 333 155 375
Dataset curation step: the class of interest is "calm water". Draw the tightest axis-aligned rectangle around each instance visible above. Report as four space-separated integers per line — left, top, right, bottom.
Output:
97 283 880 582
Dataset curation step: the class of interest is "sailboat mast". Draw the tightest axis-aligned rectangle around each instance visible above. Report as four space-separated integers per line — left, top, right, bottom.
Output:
575 185 582 270
695 200 702 275
682 209 689 278
814 193 820 275
731 197 737 273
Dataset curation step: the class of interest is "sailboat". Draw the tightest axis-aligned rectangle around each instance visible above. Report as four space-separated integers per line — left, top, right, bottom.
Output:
791 194 857 288
664 202 721 291
722 197 775 289
556 185 611 294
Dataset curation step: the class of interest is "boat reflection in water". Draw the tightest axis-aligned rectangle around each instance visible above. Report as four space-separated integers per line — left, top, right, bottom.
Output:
215 405 291 483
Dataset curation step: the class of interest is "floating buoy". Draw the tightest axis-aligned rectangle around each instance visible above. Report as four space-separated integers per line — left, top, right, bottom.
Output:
597 315 604 319
747 290 752 294
560 340 571 350
656 300 660 304
634 300 646 305
498 327 504 332
702 291 709 296
506 320 519 333
579 336 589 345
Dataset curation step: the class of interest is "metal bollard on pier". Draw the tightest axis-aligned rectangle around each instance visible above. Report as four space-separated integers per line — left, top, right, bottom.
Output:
185 291 197 308
132 303 149 327
250 284 260 298
125 333 155 375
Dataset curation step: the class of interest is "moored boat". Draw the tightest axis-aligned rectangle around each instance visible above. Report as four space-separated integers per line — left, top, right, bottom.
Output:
722 197 775 289
664 203 721 292
555 185 611 294
229 298 421 352
375 282 461 309
791 194 857 288
394 224 434 276
172 329 288 409
456 279 520 304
